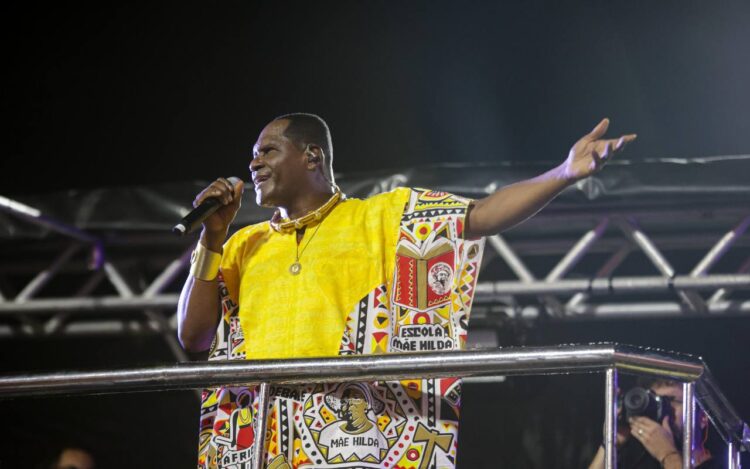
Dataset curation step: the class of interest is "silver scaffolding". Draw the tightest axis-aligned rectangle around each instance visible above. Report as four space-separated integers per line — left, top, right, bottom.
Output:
1 159 749 363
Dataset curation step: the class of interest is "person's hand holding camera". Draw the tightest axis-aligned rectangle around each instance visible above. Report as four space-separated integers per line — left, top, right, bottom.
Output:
629 416 681 468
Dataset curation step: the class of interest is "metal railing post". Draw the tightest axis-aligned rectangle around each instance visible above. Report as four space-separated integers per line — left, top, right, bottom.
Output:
252 382 270 469
727 441 741 469
604 368 618 469
682 382 695 469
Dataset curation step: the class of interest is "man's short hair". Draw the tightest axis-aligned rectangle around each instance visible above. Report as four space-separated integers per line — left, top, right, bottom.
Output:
636 376 680 390
274 113 335 186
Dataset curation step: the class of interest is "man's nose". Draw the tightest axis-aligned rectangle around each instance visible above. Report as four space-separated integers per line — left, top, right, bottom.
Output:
249 156 264 172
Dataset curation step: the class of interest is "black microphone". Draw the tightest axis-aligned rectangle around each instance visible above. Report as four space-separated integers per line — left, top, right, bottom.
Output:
172 177 243 236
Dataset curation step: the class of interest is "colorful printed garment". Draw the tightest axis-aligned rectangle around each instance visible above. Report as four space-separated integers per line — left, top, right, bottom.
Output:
198 188 485 469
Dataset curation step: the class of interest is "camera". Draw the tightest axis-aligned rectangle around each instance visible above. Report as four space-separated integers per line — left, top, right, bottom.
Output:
622 387 674 422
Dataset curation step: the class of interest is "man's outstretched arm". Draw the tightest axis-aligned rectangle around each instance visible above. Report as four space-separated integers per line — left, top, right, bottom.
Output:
464 118 636 239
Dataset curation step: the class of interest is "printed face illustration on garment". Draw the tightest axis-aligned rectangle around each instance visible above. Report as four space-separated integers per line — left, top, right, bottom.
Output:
316 384 388 463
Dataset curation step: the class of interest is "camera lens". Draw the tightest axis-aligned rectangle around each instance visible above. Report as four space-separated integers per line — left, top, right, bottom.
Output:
624 388 650 414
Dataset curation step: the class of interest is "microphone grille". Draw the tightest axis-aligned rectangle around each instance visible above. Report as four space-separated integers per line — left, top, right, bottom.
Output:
227 176 243 187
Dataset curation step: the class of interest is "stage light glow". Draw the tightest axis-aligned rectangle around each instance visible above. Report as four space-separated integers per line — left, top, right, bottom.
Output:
0 195 42 218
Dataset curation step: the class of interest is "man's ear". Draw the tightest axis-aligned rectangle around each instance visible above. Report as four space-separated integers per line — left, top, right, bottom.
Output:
305 145 323 169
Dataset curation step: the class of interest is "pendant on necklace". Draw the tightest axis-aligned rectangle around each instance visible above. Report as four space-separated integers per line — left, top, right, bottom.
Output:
289 262 301 275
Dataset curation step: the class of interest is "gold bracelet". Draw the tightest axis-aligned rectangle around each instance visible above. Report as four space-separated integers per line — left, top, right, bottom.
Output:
660 450 679 467
190 243 222 281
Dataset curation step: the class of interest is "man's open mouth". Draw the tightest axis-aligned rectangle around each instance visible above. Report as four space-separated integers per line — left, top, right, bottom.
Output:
253 174 271 186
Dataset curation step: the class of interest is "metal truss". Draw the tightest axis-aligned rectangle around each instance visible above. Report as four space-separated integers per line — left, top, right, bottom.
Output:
471 208 750 324
1 191 749 350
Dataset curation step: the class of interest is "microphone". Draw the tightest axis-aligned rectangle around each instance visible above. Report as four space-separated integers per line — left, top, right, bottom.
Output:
172 177 243 236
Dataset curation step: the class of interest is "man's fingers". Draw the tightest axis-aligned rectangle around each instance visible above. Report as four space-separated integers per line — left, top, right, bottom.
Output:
661 416 671 430
217 178 235 203
630 416 654 428
586 118 610 141
591 148 602 169
193 188 216 208
615 137 625 151
212 185 231 205
217 177 245 205
615 134 638 151
230 179 245 207
630 420 655 438
194 180 236 208
217 177 234 194
232 179 245 199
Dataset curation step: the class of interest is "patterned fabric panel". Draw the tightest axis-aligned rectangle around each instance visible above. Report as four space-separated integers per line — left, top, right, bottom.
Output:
197 188 484 469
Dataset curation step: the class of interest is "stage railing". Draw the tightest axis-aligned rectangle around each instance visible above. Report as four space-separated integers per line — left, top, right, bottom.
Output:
0 344 747 469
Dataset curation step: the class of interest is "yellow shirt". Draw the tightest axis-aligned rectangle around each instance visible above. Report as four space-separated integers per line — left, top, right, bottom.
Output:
220 188 410 360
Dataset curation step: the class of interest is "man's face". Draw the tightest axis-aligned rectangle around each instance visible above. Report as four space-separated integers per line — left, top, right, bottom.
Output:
250 119 308 208
651 383 684 434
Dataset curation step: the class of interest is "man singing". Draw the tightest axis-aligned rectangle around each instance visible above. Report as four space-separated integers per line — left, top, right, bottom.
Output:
178 113 635 468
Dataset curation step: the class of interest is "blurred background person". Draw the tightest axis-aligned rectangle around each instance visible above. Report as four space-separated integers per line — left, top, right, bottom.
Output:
35 445 96 469
588 378 718 469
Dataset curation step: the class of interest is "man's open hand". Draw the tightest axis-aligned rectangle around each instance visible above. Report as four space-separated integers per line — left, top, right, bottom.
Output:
560 118 637 182
629 416 680 464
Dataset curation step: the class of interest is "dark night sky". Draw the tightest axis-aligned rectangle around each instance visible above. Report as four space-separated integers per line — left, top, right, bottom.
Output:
4 1 750 195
